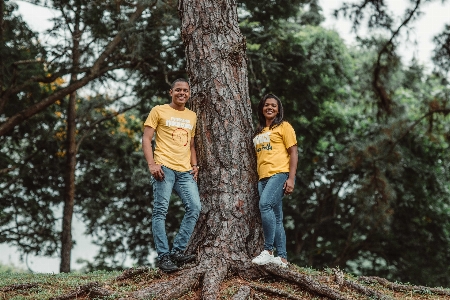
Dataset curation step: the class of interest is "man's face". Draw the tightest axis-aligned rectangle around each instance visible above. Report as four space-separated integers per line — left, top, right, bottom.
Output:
170 82 190 107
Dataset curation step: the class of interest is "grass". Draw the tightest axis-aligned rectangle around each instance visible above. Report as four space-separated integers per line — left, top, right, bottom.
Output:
1 267 449 300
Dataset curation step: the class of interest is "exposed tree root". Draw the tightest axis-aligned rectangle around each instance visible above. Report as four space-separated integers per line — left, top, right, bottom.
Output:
360 276 450 296
115 266 150 281
5 265 447 299
124 267 205 300
201 258 228 300
248 283 304 300
333 269 390 299
0 283 38 292
49 282 112 300
261 264 348 300
231 285 251 300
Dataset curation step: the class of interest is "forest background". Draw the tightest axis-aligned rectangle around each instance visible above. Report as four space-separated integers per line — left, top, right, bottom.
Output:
1 0 449 288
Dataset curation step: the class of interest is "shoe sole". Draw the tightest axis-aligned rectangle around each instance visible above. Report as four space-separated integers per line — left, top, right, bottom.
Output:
175 256 196 266
251 260 272 265
159 267 179 273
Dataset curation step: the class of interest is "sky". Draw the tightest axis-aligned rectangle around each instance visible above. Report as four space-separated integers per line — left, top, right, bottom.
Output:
320 0 450 70
2 0 449 273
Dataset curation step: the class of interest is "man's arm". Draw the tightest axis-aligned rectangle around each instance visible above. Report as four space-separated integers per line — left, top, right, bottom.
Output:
190 137 199 181
142 126 165 181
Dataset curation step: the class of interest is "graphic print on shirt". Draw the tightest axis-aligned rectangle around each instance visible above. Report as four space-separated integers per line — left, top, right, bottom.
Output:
253 131 272 152
166 117 192 146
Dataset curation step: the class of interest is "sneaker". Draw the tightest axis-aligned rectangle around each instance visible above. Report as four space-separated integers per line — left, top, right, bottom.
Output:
272 256 288 268
156 255 179 273
170 251 196 266
251 250 274 265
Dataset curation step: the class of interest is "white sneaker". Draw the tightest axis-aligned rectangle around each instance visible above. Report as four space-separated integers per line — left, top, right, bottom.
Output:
251 250 274 265
272 256 288 268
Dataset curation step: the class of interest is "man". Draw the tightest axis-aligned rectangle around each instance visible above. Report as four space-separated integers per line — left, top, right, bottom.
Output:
142 78 201 272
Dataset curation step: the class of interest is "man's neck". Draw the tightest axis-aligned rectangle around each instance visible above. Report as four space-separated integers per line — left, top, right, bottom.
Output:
169 102 185 111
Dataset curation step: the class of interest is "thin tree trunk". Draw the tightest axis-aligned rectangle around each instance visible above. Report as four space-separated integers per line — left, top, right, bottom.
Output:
179 0 262 281
60 20 81 273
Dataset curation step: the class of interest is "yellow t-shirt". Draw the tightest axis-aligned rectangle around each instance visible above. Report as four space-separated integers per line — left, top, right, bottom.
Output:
253 121 297 179
144 104 197 172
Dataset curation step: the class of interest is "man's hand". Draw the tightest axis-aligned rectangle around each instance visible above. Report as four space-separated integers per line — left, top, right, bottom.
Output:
283 178 295 195
148 163 165 181
190 166 199 181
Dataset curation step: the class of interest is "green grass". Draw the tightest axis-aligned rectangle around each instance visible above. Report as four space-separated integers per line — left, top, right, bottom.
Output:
1 267 449 300
0 271 121 300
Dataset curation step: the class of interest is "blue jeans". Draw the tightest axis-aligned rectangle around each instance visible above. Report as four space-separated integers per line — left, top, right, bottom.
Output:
151 166 201 257
258 172 289 259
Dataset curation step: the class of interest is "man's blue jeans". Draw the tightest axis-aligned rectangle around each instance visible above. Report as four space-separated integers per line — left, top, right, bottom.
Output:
258 172 289 259
151 166 201 257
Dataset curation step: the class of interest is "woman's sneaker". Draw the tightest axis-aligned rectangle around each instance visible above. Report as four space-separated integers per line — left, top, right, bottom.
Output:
272 256 288 268
251 250 274 265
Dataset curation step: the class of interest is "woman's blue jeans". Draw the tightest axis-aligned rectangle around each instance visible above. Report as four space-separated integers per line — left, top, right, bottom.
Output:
151 166 201 257
258 172 289 259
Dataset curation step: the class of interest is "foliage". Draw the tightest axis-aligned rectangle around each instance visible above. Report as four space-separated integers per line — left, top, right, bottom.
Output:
0 262 28 274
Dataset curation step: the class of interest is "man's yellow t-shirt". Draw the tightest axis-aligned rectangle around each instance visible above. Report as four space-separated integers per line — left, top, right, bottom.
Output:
144 104 197 172
253 122 297 180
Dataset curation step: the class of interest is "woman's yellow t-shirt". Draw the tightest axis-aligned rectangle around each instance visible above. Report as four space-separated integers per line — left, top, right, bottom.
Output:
144 104 197 172
253 122 297 180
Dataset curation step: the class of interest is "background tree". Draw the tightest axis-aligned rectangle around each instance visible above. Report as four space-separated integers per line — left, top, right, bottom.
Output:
1 0 186 272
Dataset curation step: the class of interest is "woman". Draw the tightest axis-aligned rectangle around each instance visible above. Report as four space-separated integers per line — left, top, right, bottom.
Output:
251 93 298 268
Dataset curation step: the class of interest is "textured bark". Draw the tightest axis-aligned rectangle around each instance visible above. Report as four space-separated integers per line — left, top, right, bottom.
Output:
232 286 251 300
60 16 81 272
262 264 348 300
249 283 304 300
333 269 389 299
130 268 204 300
179 0 262 287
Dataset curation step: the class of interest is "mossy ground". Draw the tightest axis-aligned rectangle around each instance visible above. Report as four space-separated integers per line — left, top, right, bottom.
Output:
1 266 449 300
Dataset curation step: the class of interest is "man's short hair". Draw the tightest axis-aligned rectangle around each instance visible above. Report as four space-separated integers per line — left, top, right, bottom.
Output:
171 78 190 89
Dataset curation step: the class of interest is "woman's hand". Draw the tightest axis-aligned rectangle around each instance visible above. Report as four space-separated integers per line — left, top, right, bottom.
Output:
283 178 295 195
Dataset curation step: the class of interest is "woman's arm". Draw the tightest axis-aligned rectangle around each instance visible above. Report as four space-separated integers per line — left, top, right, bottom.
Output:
283 145 298 195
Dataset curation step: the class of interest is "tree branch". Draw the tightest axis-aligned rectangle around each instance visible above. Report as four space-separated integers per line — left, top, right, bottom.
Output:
373 0 421 116
0 2 148 136
76 103 139 152
388 108 450 154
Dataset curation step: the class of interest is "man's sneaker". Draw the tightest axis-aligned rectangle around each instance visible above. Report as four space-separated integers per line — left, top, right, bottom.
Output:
170 251 196 266
156 255 179 273
251 250 274 265
272 256 288 268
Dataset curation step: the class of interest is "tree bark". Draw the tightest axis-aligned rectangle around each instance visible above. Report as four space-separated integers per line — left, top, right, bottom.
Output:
60 18 81 272
179 0 262 288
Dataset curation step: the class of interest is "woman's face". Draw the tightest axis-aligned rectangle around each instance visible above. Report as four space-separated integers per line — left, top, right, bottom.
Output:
262 98 279 121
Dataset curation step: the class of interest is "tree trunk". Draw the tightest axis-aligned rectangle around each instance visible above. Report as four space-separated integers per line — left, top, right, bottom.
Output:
60 22 82 273
179 0 262 284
